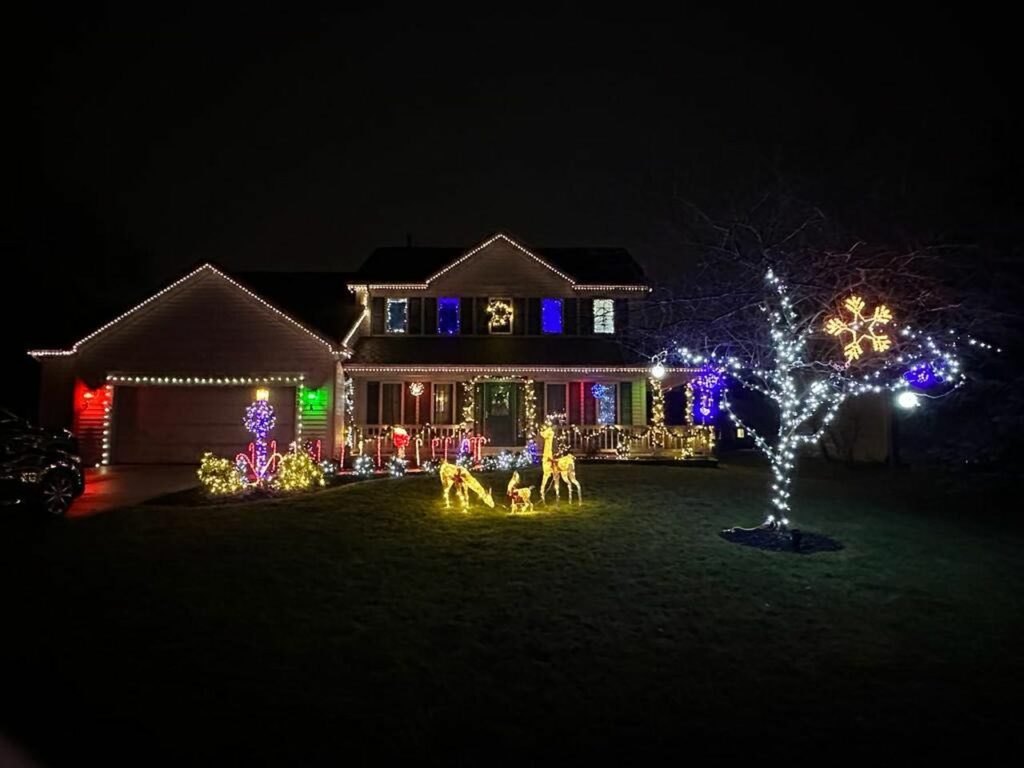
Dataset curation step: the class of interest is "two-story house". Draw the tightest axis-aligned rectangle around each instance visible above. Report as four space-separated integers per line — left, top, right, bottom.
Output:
29 233 706 466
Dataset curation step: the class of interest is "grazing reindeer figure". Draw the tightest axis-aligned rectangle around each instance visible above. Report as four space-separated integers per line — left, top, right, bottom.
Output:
506 471 534 514
538 424 582 505
439 459 495 511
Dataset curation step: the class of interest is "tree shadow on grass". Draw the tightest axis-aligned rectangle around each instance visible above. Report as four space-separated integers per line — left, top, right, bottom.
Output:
719 527 844 554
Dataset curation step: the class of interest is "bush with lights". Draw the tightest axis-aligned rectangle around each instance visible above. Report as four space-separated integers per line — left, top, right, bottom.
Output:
388 456 408 478
420 460 438 475
353 455 376 478
198 452 249 496
479 455 499 472
274 450 327 492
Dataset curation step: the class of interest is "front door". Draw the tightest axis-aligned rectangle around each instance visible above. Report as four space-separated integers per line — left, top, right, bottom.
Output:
482 382 519 446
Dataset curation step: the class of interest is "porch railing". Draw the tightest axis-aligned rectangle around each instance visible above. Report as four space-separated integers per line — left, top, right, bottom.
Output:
345 423 714 461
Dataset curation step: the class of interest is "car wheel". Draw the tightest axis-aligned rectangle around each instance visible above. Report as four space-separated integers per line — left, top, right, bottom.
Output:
40 471 75 517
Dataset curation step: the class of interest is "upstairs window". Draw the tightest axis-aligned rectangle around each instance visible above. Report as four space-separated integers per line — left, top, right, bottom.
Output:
386 299 408 333
437 297 460 335
486 297 513 334
593 299 615 334
541 298 563 334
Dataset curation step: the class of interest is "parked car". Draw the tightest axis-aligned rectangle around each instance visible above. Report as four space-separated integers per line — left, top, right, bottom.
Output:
0 408 85 516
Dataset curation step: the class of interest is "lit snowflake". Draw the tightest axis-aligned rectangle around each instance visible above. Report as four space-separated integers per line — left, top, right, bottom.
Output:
824 295 893 362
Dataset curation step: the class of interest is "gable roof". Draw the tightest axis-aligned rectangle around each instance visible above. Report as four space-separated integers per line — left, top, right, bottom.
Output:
350 233 648 288
233 271 362 341
28 264 342 357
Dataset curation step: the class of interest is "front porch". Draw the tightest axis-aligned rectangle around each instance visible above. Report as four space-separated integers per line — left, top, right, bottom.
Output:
342 369 716 465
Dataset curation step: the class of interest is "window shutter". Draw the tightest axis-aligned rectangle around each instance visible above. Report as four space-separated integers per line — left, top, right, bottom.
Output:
526 298 540 334
564 298 579 335
460 298 474 335
619 381 633 424
424 298 437 334
568 381 581 424
513 298 526 335
580 299 595 335
365 381 380 424
615 299 629 333
475 298 489 334
455 383 468 426
371 297 385 335
408 298 422 334
583 382 597 424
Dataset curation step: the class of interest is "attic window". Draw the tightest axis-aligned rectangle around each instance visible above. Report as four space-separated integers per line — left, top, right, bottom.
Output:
437 297 460 335
593 299 615 334
386 299 408 333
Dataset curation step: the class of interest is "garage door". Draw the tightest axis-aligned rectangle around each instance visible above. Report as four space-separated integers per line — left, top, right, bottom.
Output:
112 386 296 464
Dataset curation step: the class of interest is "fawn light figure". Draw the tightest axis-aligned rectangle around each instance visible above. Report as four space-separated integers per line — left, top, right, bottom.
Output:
439 459 494 511
506 471 534 513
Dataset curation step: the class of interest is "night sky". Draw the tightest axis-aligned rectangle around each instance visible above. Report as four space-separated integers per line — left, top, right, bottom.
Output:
6 8 1020 415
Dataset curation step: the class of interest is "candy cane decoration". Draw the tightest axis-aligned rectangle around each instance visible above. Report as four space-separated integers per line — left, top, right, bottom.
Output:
415 437 422 466
376 434 382 468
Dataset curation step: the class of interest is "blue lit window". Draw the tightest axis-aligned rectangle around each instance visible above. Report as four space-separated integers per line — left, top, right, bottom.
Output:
386 299 408 333
541 298 563 334
593 299 615 334
437 297 460 335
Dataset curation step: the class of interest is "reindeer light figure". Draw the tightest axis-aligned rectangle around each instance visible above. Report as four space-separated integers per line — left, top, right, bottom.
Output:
506 471 534 514
538 424 582 504
439 459 495 511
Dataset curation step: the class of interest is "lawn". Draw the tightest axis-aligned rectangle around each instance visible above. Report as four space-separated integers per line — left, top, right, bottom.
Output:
2 460 1022 764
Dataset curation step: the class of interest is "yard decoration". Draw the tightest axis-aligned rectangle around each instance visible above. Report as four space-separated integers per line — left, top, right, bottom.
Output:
824 295 893 363
389 456 408 477
393 426 410 459
238 392 280 484
353 455 375 477
438 459 495 510
274 450 326 491
538 424 582 504
506 471 535 513
198 452 248 495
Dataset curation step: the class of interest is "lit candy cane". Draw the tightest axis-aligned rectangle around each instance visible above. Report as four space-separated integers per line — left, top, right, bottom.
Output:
415 437 422 467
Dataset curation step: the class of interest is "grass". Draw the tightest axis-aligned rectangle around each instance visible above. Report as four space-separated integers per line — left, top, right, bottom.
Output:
2 460 1022 764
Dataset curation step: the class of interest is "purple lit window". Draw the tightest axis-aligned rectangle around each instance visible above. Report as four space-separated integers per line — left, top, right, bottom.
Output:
541 298 563 334
437 298 460 335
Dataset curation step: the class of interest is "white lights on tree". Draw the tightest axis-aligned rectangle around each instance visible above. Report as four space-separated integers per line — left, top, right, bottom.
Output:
662 268 983 532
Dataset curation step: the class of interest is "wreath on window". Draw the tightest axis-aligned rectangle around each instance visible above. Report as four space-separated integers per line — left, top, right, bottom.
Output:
486 299 514 331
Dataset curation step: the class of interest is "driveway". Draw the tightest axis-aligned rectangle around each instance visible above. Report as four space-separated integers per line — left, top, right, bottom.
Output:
70 465 199 517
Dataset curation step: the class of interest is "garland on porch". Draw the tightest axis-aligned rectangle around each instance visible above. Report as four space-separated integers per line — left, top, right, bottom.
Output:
461 375 538 442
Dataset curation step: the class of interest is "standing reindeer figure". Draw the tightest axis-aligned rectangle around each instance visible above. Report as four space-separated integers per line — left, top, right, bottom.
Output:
506 471 534 514
538 424 582 505
439 459 495 511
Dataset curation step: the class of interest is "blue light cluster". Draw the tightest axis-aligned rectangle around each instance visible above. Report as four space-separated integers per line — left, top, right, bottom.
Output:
591 383 616 425
903 361 943 389
691 363 723 425
541 298 563 334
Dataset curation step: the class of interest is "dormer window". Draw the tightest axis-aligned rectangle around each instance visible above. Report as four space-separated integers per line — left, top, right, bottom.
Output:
541 298 563 334
593 299 615 334
437 297 460 335
386 299 408 333
486 297 513 334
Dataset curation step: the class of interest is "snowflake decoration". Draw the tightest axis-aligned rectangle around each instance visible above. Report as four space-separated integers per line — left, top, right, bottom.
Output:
824 295 893 362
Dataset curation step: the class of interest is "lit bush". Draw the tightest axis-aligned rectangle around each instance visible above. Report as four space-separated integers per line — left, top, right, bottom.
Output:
353 455 376 478
274 450 326 492
198 452 248 496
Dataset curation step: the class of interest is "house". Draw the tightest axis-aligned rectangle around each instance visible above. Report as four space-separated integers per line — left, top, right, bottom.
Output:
30 233 711 467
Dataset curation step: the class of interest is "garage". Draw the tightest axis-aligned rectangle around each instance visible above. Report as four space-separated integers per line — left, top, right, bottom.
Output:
111 386 296 464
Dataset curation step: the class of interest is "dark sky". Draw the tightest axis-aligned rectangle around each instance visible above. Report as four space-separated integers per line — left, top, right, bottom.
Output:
5 7 1020 414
